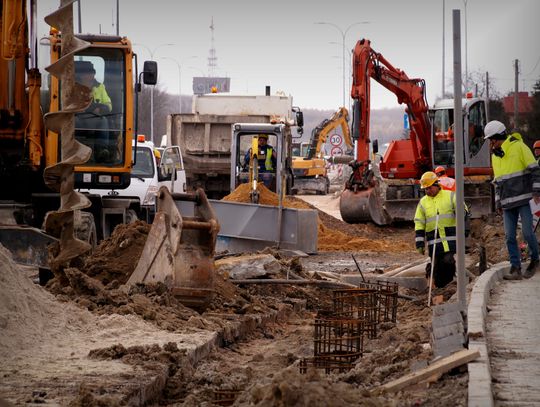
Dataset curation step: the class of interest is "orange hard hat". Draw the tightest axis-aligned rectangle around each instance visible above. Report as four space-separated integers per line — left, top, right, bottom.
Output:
434 166 445 176
534 140 540 150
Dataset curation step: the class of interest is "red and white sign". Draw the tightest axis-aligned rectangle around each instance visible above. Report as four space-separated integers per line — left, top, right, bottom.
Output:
331 146 343 157
330 134 342 146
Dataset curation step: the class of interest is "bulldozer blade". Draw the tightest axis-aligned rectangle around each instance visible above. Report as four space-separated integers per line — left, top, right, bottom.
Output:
0 226 58 268
127 187 219 311
339 187 390 225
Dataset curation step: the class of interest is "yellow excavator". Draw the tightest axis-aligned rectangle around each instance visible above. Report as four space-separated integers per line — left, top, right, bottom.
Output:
291 107 352 195
1 0 219 310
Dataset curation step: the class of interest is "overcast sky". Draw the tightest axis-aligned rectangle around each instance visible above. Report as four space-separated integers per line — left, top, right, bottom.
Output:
39 0 540 110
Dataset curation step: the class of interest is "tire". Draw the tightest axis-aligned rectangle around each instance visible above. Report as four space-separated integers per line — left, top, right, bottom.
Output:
75 211 97 250
126 209 138 224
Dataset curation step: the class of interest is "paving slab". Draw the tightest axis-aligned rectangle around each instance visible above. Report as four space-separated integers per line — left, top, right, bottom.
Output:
486 270 540 406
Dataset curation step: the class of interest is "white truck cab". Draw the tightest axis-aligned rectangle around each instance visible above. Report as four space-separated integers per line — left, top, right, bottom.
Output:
130 137 186 208
81 136 186 233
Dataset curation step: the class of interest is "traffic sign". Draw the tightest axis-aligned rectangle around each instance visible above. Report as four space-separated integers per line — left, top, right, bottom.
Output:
331 146 343 156
330 134 342 146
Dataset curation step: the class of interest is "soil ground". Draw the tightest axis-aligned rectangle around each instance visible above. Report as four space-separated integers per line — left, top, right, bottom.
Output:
0 186 513 406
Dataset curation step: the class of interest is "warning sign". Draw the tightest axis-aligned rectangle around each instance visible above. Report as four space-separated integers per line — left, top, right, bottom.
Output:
331 146 343 156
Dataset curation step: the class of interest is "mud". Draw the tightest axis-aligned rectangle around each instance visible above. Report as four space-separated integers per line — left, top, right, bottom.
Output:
1 188 507 405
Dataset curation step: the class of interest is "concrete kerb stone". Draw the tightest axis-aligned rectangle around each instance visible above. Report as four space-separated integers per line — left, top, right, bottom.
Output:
467 261 508 407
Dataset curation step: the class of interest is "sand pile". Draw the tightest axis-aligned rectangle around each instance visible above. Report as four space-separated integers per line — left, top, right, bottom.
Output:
223 183 413 253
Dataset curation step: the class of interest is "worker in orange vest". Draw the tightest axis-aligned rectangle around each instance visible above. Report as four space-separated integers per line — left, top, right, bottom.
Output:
434 166 456 191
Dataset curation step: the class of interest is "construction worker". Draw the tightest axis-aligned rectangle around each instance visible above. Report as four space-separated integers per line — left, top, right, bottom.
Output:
75 61 112 115
414 171 458 288
244 134 277 173
534 140 540 163
483 120 540 280
434 166 456 191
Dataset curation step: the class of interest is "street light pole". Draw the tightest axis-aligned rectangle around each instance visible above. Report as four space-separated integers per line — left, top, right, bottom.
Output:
161 57 182 113
463 0 468 94
134 43 174 143
315 21 369 108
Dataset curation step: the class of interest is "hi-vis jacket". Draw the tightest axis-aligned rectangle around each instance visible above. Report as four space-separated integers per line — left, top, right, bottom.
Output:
91 82 112 111
492 133 540 209
414 189 457 255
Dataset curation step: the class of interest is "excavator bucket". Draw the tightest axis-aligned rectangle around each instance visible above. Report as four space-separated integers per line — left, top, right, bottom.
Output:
127 187 219 311
339 186 390 226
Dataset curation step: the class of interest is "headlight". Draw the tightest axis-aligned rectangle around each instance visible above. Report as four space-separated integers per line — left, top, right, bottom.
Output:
143 185 159 205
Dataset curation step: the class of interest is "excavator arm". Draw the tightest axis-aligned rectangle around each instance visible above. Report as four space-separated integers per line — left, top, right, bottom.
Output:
340 38 432 225
306 107 351 159
350 38 431 172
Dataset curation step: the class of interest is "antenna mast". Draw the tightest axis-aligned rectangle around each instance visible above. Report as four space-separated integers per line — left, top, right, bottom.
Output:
208 17 217 77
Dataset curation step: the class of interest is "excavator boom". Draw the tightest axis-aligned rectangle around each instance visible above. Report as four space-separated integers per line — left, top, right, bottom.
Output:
340 38 492 225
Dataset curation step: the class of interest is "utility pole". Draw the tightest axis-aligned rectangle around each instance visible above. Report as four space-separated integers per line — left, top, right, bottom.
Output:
452 9 467 311
485 71 490 119
116 0 119 36
442 0 445 97
514 59 519 130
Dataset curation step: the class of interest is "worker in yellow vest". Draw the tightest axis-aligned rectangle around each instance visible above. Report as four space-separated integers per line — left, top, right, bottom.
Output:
484 120 540 280
414 171 459 288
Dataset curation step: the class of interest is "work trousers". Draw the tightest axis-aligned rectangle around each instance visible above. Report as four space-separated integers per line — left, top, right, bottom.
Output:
503 203 540 268
426 251 456 288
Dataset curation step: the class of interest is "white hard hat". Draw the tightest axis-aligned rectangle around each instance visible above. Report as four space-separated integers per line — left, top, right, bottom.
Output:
484 120 507 140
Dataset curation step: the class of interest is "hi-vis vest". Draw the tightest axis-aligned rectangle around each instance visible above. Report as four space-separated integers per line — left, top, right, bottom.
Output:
92 82 112 111
492 133 540 209
258 146 274 171
438 176 456 191
414 189 457 254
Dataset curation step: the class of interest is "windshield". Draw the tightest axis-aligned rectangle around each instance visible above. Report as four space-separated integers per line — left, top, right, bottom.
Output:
72 48 126 167
131 147 154 178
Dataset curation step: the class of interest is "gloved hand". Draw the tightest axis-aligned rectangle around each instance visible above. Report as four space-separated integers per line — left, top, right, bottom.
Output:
417 247 425 255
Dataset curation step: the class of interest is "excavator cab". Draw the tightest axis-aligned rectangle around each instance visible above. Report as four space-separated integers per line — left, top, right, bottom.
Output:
231 123 294 198
47 34 140 191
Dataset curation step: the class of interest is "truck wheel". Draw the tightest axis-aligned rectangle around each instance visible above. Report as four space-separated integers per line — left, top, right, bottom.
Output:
126 209 138 224
75 211 97 250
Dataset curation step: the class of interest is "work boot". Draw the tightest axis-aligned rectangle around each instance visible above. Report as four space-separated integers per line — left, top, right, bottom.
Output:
503 265 523 280
523 259 539 279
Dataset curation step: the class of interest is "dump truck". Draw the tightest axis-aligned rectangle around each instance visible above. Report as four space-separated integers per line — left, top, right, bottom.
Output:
165 93 302 198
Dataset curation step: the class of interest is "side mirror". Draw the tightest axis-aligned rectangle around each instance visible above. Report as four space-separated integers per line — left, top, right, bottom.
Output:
143 61 158 85
372 139 379 154
296 111 304 127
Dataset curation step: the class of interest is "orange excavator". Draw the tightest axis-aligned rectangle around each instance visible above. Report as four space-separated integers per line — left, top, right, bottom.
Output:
339 39 492 225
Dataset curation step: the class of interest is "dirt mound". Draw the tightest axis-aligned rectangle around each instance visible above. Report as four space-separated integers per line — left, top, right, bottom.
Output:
232 365 390 406
84 220 150 286
223 184 414 253
469 216 508 264
222 182 311 210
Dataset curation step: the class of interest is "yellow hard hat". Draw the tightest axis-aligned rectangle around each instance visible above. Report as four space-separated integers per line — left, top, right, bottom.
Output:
258 134 269 139
420 171 439 189
154 149 161 159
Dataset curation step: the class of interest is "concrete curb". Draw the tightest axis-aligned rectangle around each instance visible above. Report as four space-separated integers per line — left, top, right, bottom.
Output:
125 302 298 405
467 262 508 407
